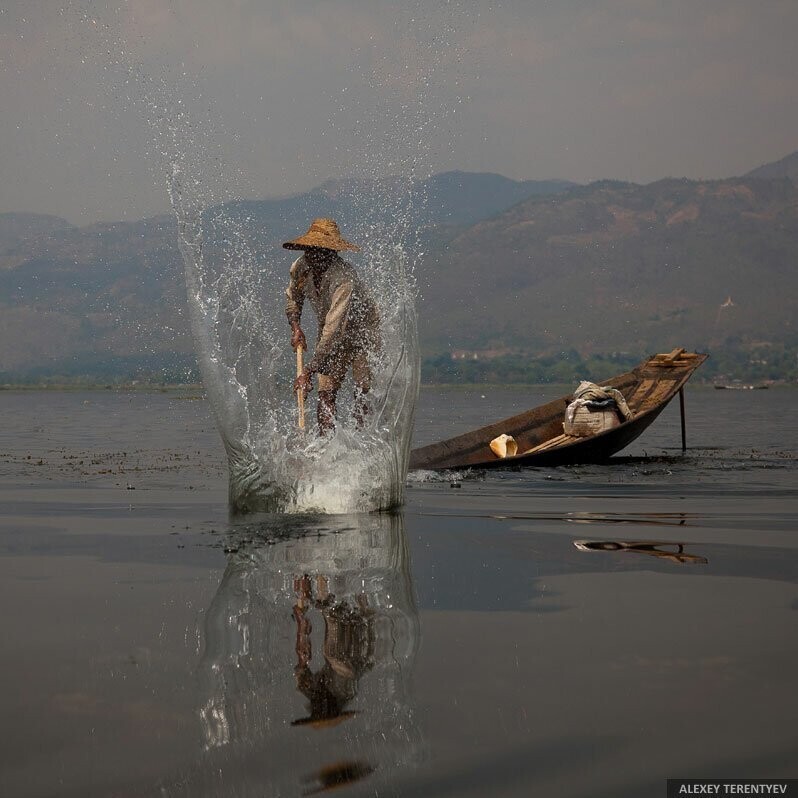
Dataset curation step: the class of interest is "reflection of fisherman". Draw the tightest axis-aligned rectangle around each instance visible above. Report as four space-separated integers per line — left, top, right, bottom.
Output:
193 515 421 796
291 574 375 729
284 219 381 434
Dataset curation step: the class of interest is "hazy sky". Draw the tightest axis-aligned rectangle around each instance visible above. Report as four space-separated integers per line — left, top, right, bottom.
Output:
2 0 797 224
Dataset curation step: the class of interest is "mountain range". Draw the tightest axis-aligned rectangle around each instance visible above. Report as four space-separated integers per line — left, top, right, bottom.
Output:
419 175 796 356
745 150 798 181
1 154 797 382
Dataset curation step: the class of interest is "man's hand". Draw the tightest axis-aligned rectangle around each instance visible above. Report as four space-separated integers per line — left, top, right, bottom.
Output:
294 368 313 399
290 324 307 352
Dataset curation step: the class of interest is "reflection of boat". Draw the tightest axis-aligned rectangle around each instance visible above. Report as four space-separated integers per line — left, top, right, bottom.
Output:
573 539 708 565
162 513 421 797
410 349 707 471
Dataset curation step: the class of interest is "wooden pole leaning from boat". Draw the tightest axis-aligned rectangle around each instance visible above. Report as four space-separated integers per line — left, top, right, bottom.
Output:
296 344 305 430
679 387 686 452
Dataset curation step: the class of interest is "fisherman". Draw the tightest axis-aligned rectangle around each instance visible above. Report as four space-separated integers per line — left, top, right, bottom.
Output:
284 218 381 434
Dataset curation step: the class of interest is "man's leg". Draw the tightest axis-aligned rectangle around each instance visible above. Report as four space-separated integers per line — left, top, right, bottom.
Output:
352 350 373 430
316 372 341 435
317 389 338 435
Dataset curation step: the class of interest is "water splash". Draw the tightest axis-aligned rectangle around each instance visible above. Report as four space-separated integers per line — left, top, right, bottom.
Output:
71 1 470 512
166 158 420 513
152 19 455 513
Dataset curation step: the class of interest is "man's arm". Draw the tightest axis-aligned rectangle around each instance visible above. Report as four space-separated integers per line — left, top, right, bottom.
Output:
307 280 353 375
295 280 353 400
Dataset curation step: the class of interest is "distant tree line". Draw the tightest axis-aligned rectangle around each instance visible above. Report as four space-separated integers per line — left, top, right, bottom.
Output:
2 343 797 388
422 342 798 385
422 351 641 386
0 354 199 387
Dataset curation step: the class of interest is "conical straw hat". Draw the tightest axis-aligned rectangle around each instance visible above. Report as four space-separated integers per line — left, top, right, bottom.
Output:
282 218 360 252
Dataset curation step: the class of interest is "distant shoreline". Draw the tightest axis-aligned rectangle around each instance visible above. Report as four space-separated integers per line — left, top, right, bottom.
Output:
0 383 204 393
1 380 793 393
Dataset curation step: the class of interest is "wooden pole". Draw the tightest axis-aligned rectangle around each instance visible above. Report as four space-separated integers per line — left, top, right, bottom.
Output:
296 345 305 430
679 387 686 452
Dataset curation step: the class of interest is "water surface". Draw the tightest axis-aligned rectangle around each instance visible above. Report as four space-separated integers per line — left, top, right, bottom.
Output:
1 386 796 797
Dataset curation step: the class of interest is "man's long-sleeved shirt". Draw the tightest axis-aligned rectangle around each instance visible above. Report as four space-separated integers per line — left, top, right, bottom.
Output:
285 254 380 374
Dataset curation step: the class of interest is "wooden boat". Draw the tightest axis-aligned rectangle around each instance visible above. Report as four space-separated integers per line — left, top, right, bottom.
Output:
409 348 707 471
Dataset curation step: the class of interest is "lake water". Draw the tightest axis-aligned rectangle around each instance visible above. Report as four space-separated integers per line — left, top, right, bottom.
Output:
1 385 796 797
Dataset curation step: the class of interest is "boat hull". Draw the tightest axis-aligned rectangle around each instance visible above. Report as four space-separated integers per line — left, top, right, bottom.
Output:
409 350 707 471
